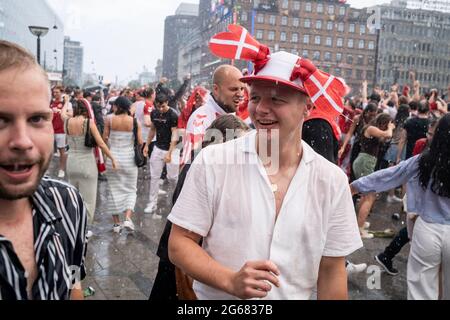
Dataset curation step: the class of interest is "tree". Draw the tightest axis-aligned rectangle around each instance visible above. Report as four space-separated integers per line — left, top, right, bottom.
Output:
128 80 141 89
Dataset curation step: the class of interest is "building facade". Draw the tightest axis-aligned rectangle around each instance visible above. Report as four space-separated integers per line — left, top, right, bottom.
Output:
377 3 450 91
0 0 64 73
195 0 377 93
63 36 84 87
178 28 203 84
162 4 199 81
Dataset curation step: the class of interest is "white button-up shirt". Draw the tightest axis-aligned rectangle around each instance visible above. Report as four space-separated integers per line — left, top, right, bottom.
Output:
169 130 363 300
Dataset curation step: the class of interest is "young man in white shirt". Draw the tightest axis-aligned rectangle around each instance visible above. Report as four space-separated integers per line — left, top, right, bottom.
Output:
168 31 362 300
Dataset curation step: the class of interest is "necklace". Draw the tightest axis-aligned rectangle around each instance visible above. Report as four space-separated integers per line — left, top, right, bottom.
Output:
271 184 279 193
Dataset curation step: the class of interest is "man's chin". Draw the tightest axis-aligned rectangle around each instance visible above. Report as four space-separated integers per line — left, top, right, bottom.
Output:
0 182 40 201
0 161 49 201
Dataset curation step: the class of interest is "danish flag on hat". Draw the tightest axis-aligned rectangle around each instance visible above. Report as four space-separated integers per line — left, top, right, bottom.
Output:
209 24 350 117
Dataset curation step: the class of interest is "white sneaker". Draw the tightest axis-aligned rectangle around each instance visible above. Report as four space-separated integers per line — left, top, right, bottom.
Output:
346 262 368 275
57 170 65 178
360 228 374 239
387 195 402 203
363 221 371 230
123 219 135 231
158 189 167 196
144 202 157 214
86 230 93 240
113 224 121 233
151 213 163 220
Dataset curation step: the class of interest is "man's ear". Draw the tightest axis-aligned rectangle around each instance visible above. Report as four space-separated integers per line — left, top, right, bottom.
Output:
212 84 219 97
304 97 313 117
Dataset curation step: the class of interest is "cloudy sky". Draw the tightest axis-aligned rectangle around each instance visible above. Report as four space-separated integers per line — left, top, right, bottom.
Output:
47 0 388 84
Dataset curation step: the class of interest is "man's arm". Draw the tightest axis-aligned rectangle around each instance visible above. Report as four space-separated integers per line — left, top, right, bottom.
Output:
317 256 347 300
143 122 156 157
169 224 280 300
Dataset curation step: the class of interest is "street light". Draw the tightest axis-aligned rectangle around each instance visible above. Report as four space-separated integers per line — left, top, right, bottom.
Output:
28 26 49 66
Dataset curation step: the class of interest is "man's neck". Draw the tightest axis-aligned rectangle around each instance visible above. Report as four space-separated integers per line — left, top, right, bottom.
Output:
0 198 32 228
418 113 428 119
211 94 233 114
257 130 303 171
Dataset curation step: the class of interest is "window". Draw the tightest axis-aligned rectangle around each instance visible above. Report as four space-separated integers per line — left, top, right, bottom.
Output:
280 32 287 42
281 16 288 25
269 15 276 25
306 2 312 12
256 30 263 40
356 70 363 80
325 52 332 61
326 37 332 47
291 49 298 55
257 14 264 23
347 55 353 64
368 41 375 50
316 20 322 29
337 38 343 47
336 53 342 62
328 5 335 15
334 68 342 76
357 55 364 65
292 33 298 43
339 6 346 16
313 51 321 60
282 0 289 9
349 24 355 33
346 69 353 78
327 21 333 30
304 19 311 28
358 40 365 49
317 3 324 13
315 36 321 45
303 34 310 44
302 50 309 58
292 17 299 27
241 12 248 22
348 39 354 48
268 31 275 41
360 24 366 34
293 1 300 10
338 22 344 32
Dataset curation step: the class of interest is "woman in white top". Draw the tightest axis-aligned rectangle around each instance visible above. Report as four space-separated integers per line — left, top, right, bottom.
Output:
103 96 143 233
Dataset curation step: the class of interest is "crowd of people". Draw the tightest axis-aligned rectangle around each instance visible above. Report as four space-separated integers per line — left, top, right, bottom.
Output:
1 32 449 301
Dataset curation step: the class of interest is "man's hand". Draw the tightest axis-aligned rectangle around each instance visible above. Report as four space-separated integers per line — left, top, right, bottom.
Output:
228 261 280 300
164 153 172 164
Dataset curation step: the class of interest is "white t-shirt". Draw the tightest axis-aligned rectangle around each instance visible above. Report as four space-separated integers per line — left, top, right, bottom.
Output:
168 130 363 300
134 101 150 141
180 93 227 164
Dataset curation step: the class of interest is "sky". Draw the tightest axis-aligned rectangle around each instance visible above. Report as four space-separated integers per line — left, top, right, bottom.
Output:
46 0 388 85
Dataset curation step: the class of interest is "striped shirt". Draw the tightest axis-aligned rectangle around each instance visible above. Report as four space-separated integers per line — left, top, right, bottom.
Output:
0 177 87 300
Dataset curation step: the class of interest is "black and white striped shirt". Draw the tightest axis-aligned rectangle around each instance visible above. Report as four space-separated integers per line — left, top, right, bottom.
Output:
0 177 87 300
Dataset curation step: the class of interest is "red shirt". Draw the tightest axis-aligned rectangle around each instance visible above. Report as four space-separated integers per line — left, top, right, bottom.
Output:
143 100 154 116
50 99 64 134
413 138 427 156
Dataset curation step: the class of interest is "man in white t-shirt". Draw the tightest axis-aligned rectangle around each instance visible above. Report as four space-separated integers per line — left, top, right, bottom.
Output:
180 65 246 165
168 26 362 300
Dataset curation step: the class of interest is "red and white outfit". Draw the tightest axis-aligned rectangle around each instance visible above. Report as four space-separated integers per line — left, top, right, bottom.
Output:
51 99 67 149
180 93 227 165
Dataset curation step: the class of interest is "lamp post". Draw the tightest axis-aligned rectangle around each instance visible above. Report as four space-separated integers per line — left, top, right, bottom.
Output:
28 26 49 66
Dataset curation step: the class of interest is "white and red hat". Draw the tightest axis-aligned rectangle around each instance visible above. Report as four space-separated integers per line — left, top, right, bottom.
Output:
209 24 350 117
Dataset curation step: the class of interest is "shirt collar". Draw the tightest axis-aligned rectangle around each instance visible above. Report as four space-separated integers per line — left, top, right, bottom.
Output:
207 93 228 116
30 179 63 224
239 130 316 164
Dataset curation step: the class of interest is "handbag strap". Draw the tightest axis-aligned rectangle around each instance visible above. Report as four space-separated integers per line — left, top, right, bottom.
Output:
132 118 138 146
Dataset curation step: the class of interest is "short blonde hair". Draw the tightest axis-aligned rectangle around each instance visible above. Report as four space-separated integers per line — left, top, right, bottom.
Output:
0 40 48 81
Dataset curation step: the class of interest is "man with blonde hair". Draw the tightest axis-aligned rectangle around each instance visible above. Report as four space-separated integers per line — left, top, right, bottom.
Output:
0 40 87 300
